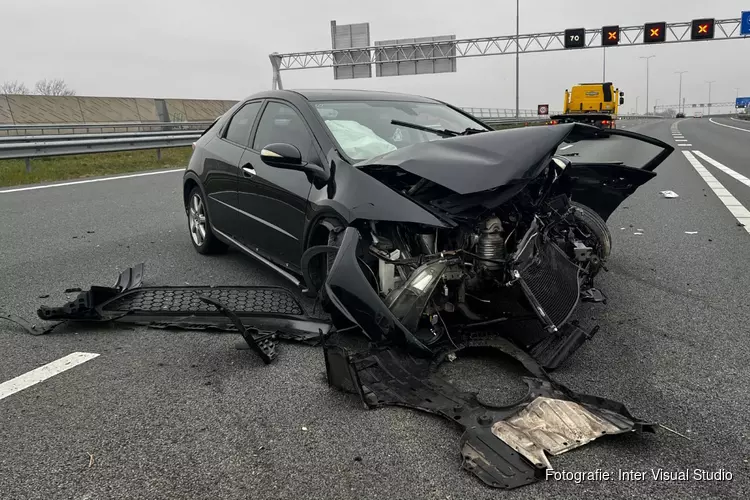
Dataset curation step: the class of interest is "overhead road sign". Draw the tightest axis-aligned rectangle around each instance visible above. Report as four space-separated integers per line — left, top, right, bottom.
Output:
691 18 715 40
564 28 586 48
330 21 372 80
644 22 667 43
375 35 456 77
602 26 620 45
741 11 750 36
737 97 750 108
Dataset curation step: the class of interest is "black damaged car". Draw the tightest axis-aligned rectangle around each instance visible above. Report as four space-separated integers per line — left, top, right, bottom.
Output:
183 89 673 369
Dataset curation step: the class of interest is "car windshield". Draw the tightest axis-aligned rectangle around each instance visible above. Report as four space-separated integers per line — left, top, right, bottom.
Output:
312 100 489 162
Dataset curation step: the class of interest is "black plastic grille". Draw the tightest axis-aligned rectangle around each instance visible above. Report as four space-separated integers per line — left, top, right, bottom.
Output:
101 287 304 316
518 243 580 328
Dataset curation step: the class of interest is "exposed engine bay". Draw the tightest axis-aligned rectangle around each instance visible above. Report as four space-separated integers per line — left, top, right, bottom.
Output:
316 153 615 369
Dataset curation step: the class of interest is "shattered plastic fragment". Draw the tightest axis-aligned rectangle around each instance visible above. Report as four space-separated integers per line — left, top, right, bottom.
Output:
685 231 698 235
634 232 643 235
659 190 679 198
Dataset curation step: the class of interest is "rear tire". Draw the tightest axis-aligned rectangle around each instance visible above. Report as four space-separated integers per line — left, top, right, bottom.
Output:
187 186 227 255
570 201 611 273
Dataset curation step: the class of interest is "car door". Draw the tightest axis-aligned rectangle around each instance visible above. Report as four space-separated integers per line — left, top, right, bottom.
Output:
205 100 263 239
236 100 320 270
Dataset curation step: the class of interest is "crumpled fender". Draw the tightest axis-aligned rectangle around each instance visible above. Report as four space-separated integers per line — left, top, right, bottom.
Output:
322 226 433 356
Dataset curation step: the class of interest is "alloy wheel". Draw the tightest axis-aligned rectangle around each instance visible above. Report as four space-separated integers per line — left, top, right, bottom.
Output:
189 193 207 246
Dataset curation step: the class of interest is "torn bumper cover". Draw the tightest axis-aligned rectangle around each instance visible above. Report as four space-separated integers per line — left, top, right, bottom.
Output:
324 335 656 490
35 264 332 358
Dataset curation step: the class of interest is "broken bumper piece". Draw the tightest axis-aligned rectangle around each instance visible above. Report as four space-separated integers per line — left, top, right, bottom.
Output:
324 335 656 490
35 264 332 363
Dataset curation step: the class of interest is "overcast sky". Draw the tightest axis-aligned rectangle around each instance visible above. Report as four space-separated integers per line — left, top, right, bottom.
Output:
2 1 748 112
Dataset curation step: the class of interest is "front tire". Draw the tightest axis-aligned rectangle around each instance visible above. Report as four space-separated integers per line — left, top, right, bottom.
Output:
187 187 227 255
570 201 611 275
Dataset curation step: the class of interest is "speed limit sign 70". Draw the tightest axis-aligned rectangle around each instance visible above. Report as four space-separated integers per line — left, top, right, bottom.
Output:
564 28 586 48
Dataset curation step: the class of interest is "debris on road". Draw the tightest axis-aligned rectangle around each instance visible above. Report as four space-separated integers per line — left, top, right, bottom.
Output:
685 231 698 235
634 232 644 235
0 311 61 336
64 287 82 293
660 190 679 198
28 263 659 491
323 333 656 489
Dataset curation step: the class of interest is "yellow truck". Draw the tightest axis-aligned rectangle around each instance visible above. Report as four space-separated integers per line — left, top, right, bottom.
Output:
550 82 625 129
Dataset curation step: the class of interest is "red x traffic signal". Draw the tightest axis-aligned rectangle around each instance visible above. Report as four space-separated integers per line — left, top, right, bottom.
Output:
602 25 620 46
644 22 667 43
691 18 715 40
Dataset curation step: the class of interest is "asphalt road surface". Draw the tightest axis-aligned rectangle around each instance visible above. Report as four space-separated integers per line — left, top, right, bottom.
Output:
2 118 749 500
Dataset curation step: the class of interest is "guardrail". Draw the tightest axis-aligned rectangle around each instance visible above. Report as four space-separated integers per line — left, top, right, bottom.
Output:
0 130 202 144
0 134 200 172
0 121 214 136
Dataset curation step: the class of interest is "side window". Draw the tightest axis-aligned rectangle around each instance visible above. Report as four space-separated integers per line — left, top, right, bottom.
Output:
224 102 262 146
252 102 315 162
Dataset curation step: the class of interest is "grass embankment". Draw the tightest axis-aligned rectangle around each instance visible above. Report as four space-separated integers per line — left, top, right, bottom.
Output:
0 147 193 187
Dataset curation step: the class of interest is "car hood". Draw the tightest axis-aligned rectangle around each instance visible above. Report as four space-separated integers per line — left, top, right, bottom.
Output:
356 123 579 195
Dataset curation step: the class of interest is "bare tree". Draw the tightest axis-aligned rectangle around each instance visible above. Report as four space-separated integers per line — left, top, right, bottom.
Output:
0 80 30 94
34 78 76 96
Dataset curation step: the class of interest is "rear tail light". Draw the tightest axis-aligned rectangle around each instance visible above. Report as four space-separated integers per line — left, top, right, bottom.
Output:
601 120 610 125
550 120 558 125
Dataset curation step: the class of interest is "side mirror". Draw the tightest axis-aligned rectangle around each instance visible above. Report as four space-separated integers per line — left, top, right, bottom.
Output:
619 97 625 105
260 143 304 168
260 143 330 183
620 91 625 97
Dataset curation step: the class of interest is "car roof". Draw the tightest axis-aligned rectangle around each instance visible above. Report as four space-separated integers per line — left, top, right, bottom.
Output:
240 89 441 104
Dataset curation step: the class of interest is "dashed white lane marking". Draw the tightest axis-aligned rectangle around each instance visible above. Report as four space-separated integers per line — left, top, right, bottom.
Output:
709 118 750 133
678 144 693 147
560 144 575 150
682 151 750 233
0 168 185 194
676 139 687 142
0 352 100 401
693 151 750 188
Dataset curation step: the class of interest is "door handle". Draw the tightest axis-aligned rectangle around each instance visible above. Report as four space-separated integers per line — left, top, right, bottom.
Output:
241 164 256 177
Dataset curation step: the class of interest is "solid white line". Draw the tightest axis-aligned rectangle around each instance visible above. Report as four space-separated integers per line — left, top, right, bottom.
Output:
682 151 750 234
709 118 750 133
0 352 100 401
693 151 750 188
0 168 185 194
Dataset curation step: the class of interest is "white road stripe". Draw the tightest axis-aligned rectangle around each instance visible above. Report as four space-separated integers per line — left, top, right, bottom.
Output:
693 151 750 188
682 151 750 234
678 144 693 147
560 144 575 150
0 168 185 194
676 139 687 142
709 118 750 133
0 352 99 401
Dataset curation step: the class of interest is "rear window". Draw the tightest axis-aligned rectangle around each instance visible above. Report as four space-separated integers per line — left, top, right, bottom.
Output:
603 85 613 102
